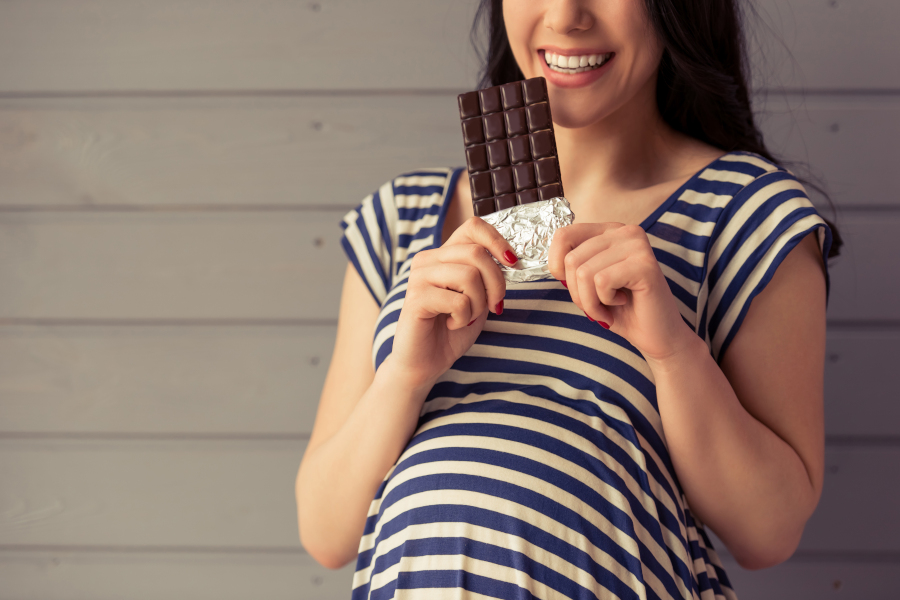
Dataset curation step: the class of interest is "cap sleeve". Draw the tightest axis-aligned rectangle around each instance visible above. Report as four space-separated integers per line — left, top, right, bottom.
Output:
340 179 399 306
697 170 833 362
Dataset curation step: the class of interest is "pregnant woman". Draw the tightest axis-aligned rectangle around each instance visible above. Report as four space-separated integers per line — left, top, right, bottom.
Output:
296 0 838 598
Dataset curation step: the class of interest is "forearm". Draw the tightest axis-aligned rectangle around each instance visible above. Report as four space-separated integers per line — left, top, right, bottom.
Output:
646 332 818 569
296 356 434 568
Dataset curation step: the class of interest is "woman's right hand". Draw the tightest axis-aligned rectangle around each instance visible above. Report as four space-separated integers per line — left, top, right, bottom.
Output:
387 216 518 390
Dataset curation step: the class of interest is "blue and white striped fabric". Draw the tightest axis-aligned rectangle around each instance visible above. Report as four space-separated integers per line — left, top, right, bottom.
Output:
340 152 831 600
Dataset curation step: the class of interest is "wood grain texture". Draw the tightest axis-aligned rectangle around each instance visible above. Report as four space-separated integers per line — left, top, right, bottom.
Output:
0 325 895 437
0 325 334 435
0 0 479 93
0 550 355 600
0 0 896 93
0 96 894 211
0 210 893 321
1 442 898 551
0 96 462 209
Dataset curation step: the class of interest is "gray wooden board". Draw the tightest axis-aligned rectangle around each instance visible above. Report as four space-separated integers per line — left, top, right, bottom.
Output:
1 441 898 552
0 439 305 547
0 0 896 92
0 325 334 435
0 212 348 320
0 95 895 210
0 325 896 437
0 211 893 321
0 550 356 600
0 96 462 210
722 559 900 600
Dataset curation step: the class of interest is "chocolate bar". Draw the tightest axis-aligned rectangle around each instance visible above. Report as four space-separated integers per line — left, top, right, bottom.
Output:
458 77 564 217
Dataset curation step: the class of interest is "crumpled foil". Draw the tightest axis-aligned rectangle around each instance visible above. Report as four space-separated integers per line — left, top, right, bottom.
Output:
481 197 575 283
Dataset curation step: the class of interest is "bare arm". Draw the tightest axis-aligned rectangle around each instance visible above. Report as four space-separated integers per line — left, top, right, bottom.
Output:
646 233 827 569
295 264 433 568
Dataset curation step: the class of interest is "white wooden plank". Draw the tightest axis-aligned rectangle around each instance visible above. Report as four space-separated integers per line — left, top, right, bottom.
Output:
824 330 900 437
0 0 895 92
2 442 898 551
0 210 890 321
0 96 894 210
0 212 348 320
751 0 898 90
758 96 900 209
0 96 462 209
721 559 900 600
0 550 355 600
0 0 479 93
0 325 335 435
0 439 305 547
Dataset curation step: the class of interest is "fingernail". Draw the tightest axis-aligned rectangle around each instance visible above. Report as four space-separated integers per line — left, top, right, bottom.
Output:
495 300 504 315
561 280 568 288
503 250 518 265
467 319 476 326
584 312 594 322
598 321 610 329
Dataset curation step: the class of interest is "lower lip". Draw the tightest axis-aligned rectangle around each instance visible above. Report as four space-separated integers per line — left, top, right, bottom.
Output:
539 53 614 88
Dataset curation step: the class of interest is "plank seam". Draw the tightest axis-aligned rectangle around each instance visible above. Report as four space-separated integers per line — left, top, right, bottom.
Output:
0 432 310 441
0 318 338 327
0 205 354 213
0 544 305 556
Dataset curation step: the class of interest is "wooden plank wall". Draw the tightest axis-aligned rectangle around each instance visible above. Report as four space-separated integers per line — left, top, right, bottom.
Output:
0 0 897 597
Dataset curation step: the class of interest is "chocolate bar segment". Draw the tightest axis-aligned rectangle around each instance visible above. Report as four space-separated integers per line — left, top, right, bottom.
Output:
458 77 564 216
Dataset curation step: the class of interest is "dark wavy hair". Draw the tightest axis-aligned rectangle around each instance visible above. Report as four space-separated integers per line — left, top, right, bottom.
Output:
471 0 841 258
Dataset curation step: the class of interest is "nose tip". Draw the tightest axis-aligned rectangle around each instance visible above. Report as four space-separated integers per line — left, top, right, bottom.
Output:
543 1 594 35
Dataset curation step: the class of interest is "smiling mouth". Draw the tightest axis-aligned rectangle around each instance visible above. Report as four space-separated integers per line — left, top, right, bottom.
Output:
543 51 614 74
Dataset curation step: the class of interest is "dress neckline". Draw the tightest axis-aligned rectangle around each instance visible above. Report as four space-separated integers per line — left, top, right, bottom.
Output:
438 151 734 244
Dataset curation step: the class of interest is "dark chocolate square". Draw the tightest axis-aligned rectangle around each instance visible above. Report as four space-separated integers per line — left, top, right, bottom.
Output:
466 145 488 173
530 129 555 159
500 82 524 110
486 140 510 168
496 194 517 211
491 168 515 195
479 87 503 114
513 163 536 191
458 91 481 119
505 108 528 137
470 171 493 200
508 136 532 164
523 78 548 105
483 112 506 141
474 198 495 216
526 103 551 132
462 118 484 146
535 157 560 186
517 189 539 205
538 183 562 201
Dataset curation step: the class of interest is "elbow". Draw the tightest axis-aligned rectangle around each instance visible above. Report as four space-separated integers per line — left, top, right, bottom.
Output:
300 530 355 570
731 525 804 571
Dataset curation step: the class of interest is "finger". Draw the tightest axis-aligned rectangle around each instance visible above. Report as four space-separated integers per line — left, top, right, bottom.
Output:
549 222 626 281
431 244 507 313
582 259 640 325
417 286 476 330
445 216 520 268
419 263 488 326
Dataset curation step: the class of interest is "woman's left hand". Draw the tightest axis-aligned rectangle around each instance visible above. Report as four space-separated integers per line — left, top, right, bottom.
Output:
548 223 696 363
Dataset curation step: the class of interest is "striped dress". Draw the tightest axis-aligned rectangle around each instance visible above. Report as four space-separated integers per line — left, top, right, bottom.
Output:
339 151 832 600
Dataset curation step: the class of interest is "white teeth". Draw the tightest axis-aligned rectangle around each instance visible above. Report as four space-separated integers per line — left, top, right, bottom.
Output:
545 52 612 74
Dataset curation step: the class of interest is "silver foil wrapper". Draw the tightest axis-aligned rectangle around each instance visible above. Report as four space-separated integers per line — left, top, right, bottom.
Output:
481 197 575 283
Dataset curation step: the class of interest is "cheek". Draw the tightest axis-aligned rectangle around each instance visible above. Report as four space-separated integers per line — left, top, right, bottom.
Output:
501 0 539 77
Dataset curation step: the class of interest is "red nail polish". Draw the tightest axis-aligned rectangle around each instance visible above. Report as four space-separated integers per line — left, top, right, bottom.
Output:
468 319 476 326
598 321 610 329
561 280 568 288
495 300 504 315
503 250 518 265
584 312 594 322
